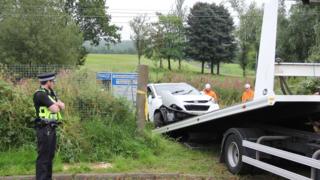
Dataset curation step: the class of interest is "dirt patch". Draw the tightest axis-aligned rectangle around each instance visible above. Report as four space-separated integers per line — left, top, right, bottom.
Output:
63 162 112 171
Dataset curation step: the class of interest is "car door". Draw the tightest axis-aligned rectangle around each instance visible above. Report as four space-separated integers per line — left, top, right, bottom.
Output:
147 85 159 122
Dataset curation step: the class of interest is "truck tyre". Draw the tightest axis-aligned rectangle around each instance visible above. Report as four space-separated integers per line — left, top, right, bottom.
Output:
154 112 164 128
224 134 249 174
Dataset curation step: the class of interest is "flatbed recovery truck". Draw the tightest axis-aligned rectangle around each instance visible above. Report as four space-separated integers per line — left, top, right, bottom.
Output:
153 0 320 179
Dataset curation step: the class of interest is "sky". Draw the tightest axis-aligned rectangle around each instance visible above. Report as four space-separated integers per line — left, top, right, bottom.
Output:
106 0 292 41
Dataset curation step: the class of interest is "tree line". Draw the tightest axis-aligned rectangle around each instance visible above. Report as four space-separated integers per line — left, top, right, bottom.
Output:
1 0 319 77
130 0 320 76
130 0 235 75
83 40 137 54
0 0 120 66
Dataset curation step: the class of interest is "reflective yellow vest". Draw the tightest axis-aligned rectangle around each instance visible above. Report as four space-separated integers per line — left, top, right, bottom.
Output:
36 88 62 121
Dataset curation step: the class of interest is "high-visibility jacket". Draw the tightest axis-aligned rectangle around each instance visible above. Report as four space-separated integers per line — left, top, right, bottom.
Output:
203 89 218 102
35 88 62 121
242 89 254 103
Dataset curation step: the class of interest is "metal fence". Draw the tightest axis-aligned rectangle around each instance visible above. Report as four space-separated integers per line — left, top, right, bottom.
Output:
0 64 75 81
0 64 136 120
0 64 91 118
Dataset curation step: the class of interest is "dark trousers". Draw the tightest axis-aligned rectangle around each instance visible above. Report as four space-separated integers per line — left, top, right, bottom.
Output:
36 126 56 180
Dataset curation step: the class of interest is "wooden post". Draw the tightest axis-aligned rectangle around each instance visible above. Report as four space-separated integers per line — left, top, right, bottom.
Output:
136 65 148 134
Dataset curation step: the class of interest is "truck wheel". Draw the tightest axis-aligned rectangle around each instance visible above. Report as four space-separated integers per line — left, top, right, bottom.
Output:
154 112 164 128
224 134 249 174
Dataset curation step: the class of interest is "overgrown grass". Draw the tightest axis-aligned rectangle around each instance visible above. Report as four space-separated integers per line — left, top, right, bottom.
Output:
0 135 234 179
0 136 279 179
104 140 230 178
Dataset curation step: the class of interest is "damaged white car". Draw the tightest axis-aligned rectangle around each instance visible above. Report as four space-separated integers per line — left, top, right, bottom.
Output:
147 83 220 127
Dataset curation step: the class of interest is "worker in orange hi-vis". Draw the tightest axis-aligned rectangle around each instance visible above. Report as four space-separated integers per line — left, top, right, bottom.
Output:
202 83 218 102
242 83 254 103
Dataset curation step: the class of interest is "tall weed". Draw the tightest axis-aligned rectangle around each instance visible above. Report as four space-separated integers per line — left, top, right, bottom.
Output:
0 79 34 150
0 69 166 164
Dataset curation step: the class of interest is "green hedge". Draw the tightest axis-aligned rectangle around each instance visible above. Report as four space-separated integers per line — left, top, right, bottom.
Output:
0 79 34 150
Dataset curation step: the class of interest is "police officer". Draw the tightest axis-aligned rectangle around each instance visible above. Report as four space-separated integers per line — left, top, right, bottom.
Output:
33 72 64 180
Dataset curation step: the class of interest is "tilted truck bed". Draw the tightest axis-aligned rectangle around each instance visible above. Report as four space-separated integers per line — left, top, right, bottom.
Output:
152 95 320 134
150 1 320 178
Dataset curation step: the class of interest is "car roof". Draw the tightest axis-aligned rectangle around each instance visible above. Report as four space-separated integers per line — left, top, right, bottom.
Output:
148 82 188 86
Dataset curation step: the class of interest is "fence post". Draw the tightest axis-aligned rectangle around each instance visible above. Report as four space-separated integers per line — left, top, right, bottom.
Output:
136 65 148 134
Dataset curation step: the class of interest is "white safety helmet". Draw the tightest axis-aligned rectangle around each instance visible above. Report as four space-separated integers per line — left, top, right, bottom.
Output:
205 83 211 89
245 83 251 89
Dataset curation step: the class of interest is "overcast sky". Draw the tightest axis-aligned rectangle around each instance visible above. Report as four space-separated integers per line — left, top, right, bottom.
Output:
106 0 291 40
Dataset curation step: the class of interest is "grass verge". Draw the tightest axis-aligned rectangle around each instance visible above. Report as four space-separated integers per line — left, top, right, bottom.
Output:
0 137 233 179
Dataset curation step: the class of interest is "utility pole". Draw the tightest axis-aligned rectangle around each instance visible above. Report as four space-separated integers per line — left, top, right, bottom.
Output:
136 65 148 134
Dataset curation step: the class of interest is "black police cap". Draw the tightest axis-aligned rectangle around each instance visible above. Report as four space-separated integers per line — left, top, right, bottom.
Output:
37 72 56 82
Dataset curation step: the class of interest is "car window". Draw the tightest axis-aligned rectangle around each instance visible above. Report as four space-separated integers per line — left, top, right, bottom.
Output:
147 86 155 98
154 84 200 95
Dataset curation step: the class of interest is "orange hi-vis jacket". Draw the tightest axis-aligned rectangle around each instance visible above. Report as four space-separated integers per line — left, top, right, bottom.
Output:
203 89 218 101
242 89 254 103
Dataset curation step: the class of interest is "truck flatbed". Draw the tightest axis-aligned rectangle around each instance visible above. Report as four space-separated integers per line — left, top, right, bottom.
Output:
153 95 320 134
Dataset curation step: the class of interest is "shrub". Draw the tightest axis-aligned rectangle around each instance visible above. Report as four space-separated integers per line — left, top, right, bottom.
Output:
296 78 320 95
0 79 35 151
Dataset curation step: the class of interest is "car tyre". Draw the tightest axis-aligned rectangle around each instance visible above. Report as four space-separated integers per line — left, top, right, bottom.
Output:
154 112 164 128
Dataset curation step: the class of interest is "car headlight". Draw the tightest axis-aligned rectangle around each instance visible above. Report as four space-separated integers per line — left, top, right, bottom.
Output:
170 104 183 111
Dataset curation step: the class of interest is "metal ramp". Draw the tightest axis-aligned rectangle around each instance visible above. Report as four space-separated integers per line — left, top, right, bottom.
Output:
153 95 320 134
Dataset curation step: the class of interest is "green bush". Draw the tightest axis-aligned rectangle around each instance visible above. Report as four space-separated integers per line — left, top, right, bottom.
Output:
296 78 320 95
0 79 34 151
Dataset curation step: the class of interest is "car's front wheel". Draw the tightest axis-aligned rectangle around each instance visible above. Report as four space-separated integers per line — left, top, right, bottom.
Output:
154 112 164 128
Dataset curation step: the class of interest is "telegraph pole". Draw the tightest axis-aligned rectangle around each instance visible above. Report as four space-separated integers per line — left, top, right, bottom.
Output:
136 65 148 134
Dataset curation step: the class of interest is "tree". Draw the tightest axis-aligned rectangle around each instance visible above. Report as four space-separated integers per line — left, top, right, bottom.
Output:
158 14 184 71
277 3 320 62
308 22 320 62
173 0 187 21
145 14 184 71
229 0 263 76
238 42 249 77
65 0 120 46
214 5 236 75
144 21 165 68
0 0 84 65
173 0 187 70
186 3 213 74
130 15 149 64
276 0 290 61
186 2 236 74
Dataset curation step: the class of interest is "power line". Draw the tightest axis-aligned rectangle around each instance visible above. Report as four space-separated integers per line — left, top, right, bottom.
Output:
3 13 319 18
1 5 173 11
0 13 259 18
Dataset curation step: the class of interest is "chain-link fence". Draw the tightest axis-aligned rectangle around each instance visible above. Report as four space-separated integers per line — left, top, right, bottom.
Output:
0 64 136 121
0 64 75 81
0 64 84 116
